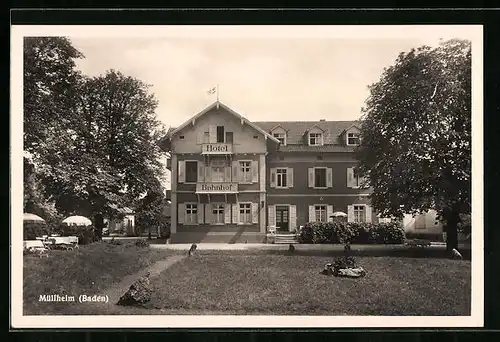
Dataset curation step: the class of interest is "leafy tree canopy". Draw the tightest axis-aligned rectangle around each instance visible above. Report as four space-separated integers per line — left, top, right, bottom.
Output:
356 39 471 250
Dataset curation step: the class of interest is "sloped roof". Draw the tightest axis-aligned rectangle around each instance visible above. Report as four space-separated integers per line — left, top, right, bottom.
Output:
254 121 360 145
166 101 280 143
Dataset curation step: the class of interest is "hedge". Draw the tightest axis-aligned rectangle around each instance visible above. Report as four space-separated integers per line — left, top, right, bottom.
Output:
297 221 406 245
57 224 99 245
23 222 50 240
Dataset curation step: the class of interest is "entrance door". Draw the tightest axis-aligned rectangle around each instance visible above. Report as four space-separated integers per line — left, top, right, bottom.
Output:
275 206 289 233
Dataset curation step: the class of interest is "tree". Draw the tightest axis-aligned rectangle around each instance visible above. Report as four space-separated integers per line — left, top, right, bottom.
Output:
356 39 471 252
38 70 166 223
23 37 83 222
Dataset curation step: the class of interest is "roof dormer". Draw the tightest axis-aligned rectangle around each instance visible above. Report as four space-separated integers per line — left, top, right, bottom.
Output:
344 124 361 146
304 124 325 146
270 125 288 146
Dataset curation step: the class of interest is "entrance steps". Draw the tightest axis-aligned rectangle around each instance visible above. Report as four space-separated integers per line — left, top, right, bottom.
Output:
273 234 299 244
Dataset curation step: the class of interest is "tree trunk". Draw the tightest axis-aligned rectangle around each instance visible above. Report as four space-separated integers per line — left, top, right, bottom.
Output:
444 209 460 253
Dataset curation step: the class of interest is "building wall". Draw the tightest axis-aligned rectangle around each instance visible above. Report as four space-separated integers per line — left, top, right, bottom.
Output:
171 107 267 154
403 210 443 234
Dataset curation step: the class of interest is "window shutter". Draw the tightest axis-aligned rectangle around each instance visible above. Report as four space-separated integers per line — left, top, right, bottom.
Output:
224 204 231 223
347 167 355 188
252 161 259 183
209 124 217 143
288 168 294 188
326 168 333 188
197 161 204 182
224 166 231 182
197 131 203 145
204 204 211 224
267 205 276 227
308 168 314 188
309 205 315 222
347 205 355 223
204 166 211 183
232 204 239 224
232 161 239 183
365 205 372 223
327 205 334 222
197 204 204 224
270 168 276 188
178 203 185 224
289 205 297 232
178 161 185 183
251 203 259 224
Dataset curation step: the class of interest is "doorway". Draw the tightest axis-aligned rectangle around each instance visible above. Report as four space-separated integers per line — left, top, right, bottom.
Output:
275 205 289 233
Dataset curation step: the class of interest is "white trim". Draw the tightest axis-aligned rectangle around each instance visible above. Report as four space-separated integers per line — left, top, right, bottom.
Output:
184 202 200 225
275 167 289 189
308 132 324 146
346 131 361 146
271 132 287 146
313 203 328 223
238 201 253 225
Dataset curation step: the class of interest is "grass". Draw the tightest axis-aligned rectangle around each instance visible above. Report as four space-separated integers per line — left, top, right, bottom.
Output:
23 244 471 316
23 240 178 315
144 251 471 316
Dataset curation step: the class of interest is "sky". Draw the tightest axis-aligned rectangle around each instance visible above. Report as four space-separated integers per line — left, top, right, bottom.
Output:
52 26 477 190
69 34 459 130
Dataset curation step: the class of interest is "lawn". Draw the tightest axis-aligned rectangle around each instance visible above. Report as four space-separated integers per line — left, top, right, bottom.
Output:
23 240 178 315
144 251 471 316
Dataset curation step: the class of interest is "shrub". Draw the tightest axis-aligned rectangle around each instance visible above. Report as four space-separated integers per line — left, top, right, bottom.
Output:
23 221 50 240
333 255 357 271
368 222 406 244
298 221 405 245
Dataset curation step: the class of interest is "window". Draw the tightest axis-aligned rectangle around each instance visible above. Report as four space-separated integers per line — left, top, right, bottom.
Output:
314 168 327 188
239 161 252 183
225 132 233 143
239 203 252 224
276 168 287 188
211 166 225 182
212 204 225 224
353 168 366 188
315 205 327 222
309 132 322 146
347 132 361 146
273 133 286 145
179 135 185 140
185 161 198 183
354 205 366 223
185 204 198 224
253 135 258 139
216 126 225 143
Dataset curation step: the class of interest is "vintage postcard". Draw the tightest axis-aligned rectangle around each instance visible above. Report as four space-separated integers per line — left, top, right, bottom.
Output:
10 24 483 328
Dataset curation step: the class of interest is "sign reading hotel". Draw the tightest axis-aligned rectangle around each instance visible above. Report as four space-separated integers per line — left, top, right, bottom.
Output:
202 143 233 154
196 182 238 193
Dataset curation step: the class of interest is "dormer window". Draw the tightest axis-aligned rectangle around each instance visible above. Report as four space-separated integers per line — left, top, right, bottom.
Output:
309 132 323 146
273 132 286 146
347 132 361 146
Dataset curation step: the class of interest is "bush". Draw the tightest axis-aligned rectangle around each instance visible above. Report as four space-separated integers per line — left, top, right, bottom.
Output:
298 221 405 245
23 221 50 240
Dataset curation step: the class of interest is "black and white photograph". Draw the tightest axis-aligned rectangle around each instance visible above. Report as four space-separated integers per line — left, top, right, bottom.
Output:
10 24 483 328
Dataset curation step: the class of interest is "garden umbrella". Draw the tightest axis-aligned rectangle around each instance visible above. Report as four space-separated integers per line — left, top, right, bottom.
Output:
23 213 45 223
62 216 92 226
331 211 348 217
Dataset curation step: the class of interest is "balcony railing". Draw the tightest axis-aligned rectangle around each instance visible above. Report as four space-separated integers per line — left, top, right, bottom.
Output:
201 143 233 155
195 182 238 194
